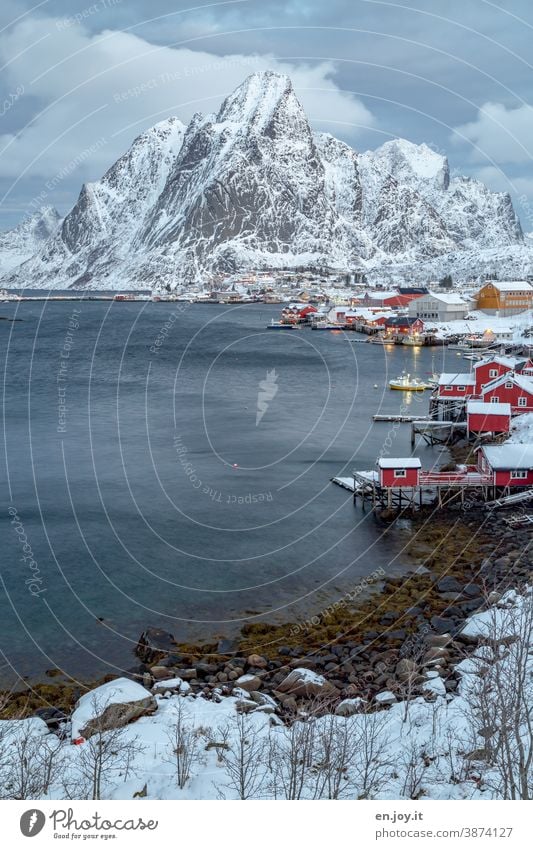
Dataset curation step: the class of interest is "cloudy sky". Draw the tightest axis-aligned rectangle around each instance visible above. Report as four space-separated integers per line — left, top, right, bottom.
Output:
0 0 532 229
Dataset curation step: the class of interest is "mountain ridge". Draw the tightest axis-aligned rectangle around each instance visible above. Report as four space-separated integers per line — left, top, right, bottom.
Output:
0 71 529 289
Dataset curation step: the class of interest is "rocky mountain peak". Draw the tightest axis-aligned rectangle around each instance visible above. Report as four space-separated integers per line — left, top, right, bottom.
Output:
0 73 528 288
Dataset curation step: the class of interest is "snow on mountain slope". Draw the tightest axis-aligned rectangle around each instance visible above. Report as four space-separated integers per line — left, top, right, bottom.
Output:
7 118 185 288
0 72 529 289
0 207 61 274
137 72 360 282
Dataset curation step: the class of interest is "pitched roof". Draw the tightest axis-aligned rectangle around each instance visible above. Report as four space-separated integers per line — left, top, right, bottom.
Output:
385 316 421 326
427 292 468 305
378 458 422 469
489 281 533 293
481 371 533 394
438 373 476 385
467 401 511 416
481 444 533 469
474 355 527 371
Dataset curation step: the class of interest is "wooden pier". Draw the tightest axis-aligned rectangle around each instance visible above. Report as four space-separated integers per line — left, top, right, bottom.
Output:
373 414 430 423
410 419 467 447
352 466 494 514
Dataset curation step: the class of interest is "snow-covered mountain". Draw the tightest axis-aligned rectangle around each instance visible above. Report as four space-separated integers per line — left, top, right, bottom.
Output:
0 207 61 275
0 71 530 289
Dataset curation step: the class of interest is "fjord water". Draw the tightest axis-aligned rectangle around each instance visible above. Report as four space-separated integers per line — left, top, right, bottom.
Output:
1 301 450 683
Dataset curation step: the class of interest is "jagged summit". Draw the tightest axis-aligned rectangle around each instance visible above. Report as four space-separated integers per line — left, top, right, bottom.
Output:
0 71 528 288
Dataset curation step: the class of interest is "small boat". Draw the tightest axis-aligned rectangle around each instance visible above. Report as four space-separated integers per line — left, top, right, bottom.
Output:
389 372 431 391
311 323 342 331
267 320 298 330
368 334 393 345
402 335 424 347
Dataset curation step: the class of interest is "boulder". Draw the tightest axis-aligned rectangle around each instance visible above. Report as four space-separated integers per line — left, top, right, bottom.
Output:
176 668 197 680
247 654 268 669
135 628 176 664
276 668 337 698
436 576 463 593
430 615 455 635
374 690 397 705
150 666 175 681
335 698 365 717
426 633 452 647
151 677 185 694
395 658 418 683
71 678 157 741
235 674 262 692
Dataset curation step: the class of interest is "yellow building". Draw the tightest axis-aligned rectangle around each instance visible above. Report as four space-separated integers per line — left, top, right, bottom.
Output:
475 281 533 315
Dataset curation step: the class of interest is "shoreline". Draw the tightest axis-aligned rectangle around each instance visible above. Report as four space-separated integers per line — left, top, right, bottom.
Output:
2 506 531 718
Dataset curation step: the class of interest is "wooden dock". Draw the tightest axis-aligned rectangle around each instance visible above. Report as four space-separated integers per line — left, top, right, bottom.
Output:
373 414 430 423
352 466 493 514
411 419 467 447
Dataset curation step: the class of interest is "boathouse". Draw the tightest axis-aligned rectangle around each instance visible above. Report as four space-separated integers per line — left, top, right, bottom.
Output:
384 316 424 337
477 444 533 487
480 371 533 414
473 355 531 394
437 373 476 399
378 458 421 487
466 400 511 435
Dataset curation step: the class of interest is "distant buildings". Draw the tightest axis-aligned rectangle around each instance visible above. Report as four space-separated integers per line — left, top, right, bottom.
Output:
475 281 533 315
408 291 469 322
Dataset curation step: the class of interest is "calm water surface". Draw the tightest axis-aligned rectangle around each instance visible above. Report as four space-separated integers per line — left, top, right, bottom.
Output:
0 299 457 683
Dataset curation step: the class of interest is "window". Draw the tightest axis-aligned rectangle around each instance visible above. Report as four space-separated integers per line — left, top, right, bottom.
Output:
491 396 500 403
394 469 407 478
489 369 498 378
505 381 513 389
445 386 453 391
457 386 466 392
518 397 528 407
510 470 527 479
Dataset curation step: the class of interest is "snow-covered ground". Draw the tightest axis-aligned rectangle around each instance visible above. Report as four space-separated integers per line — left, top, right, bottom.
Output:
510 412 533 444
429 309 532 342
2 587 533 800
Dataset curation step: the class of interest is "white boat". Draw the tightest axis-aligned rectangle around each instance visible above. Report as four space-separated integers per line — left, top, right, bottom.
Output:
267 320 298 330
389 372 432 391
402 335 424 347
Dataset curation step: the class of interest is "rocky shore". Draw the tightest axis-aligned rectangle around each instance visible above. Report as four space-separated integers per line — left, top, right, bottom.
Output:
3 508 532 721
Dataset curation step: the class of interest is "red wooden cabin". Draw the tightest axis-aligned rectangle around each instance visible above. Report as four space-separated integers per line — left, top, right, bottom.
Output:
466 400 511 435
436 373 476 399
378 458 421 488
480 372 533 414
477 445 533 488
473 355 531 394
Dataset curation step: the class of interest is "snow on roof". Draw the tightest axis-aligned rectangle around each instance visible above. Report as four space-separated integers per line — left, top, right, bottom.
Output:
365 290 398 300
481 444 533 469
438 373 476 385
467 401 511 416
378 458 422 468
490 281 533 292
482 371 533 394
427 291 468 305
474 355 526 370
